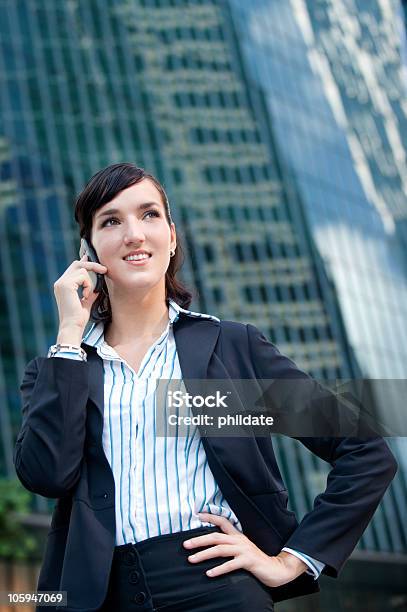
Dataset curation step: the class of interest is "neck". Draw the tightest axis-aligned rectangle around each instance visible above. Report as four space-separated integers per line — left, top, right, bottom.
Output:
104 287 170 347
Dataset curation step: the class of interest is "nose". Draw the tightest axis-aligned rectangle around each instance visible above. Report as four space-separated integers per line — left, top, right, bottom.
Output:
123 219 146 245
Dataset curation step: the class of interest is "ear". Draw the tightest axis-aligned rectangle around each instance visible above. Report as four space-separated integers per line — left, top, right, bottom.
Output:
170 222 177 252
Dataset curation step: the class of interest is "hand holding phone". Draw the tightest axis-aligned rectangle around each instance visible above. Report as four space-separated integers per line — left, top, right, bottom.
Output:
53 240 108 332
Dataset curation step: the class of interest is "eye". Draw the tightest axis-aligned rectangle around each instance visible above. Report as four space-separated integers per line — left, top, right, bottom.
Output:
100 210 160 227
144 210 160 219
101 216 119 227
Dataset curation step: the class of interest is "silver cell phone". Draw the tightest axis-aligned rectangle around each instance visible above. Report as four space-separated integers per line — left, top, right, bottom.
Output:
78 238 105 297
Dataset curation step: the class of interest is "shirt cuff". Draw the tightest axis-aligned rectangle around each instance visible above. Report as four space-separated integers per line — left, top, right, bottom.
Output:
48 351 84 361
281 547 325 580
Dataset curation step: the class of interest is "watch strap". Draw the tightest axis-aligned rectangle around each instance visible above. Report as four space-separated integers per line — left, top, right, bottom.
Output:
47 343 87 361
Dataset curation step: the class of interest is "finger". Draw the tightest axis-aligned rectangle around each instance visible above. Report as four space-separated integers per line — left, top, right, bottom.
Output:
75 272 93 299
183 532 232 549
80 260 108 271
82 261 106 268
81 287 99 302
206 559 242 578
82 294 98 303
188 544 236 563
80 284 90 302
197 513 239 535
80 274 95 299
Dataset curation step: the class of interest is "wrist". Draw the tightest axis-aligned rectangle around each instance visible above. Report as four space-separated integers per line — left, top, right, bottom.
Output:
57 324 84 345
277 551 308 579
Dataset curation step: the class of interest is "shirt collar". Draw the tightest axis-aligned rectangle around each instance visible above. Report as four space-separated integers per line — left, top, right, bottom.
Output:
168 298 220 324
81 298 219 348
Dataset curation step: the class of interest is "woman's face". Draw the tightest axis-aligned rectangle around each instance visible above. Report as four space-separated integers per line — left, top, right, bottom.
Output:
90 178 176 297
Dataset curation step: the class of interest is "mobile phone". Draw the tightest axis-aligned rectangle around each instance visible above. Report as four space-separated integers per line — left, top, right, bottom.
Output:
78 238 105 297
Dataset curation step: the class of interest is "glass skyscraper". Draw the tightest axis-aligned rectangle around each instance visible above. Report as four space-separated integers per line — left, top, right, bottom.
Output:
1 1 406 609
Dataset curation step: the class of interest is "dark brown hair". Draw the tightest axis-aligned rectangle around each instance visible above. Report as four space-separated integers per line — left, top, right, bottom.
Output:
74 162 193 324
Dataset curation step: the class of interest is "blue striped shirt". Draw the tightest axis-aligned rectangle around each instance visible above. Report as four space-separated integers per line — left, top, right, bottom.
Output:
48 298 324 579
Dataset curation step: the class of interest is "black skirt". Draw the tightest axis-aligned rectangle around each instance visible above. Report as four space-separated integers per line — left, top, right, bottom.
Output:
98 525 274 612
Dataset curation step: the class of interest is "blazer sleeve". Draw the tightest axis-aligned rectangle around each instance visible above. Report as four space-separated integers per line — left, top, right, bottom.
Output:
246 323 398 578
13 356 89 498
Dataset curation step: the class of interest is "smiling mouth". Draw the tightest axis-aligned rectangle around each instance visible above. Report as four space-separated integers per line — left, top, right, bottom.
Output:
123 254 152 265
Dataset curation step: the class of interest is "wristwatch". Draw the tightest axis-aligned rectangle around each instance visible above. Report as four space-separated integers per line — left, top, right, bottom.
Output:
47 343 87 361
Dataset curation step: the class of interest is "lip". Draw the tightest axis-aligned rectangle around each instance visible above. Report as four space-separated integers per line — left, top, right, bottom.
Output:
123 250 151 258
123 255 151 267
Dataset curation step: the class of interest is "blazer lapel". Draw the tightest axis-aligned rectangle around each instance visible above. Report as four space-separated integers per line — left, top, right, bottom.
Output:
173 315 258 474
173 314 250 422
173 314 220 381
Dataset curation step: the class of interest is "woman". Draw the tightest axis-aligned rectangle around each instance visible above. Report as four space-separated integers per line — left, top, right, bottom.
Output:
14 163 397 612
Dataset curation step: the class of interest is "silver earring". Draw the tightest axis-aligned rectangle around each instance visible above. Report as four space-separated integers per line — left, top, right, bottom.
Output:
170 249 175 257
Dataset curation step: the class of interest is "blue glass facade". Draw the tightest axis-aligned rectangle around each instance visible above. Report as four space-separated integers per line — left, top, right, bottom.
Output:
0 1 405 604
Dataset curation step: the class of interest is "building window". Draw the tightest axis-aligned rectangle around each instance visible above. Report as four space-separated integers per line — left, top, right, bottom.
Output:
212 287 224 303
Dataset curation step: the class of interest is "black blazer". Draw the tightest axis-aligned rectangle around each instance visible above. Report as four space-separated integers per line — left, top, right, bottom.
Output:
14 312 398 611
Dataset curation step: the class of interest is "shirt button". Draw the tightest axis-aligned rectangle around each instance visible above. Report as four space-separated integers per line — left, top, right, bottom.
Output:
103 493 108 499
129 570 140 584
134 592 147 604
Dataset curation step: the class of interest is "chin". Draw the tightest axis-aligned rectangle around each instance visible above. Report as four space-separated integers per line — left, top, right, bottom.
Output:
122 277 163 292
